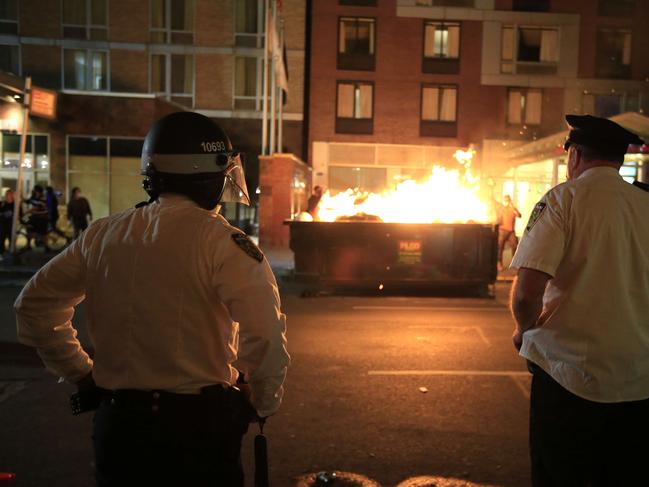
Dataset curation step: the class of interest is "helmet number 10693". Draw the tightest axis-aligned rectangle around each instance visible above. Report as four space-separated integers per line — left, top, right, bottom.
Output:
201 141 226 152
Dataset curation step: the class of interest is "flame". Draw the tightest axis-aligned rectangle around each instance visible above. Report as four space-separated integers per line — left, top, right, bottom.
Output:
313 149 491 224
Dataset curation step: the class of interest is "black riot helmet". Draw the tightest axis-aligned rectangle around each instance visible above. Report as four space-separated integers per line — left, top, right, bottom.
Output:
140 111 250 210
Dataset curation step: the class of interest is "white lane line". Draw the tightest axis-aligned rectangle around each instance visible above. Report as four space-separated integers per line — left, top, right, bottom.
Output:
353 306 507 311
511 375 531 399
408 325 491 346
367 370 529 377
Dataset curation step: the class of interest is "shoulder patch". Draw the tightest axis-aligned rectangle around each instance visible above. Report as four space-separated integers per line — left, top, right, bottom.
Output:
231 233 264 263
526 202 547 232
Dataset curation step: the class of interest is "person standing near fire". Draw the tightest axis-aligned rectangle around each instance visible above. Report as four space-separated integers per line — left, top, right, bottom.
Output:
307 185 323 220
497 194 521 271
509 114 649 485
14 112 290 486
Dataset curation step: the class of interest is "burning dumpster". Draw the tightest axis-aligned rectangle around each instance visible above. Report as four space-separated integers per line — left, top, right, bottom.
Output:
286 150 499 293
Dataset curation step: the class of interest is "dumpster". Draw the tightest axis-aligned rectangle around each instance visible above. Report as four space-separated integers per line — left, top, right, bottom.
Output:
286 220 498 293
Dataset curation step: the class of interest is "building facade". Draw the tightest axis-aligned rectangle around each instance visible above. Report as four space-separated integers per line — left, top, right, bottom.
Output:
307 0 649 231
0 0 305 228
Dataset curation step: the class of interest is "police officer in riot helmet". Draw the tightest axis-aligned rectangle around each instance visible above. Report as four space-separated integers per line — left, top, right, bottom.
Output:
14 111 290 486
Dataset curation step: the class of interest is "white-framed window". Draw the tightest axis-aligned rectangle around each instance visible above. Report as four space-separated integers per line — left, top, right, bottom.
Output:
507 88 542 125
151 53 194 107
422 85 457 121
0 43 20 76
150 0 195 44
0 0 18 35
62 0 108 40
424 21 460 59
234 56 263 110
63 48 109 91
235 0 265 48
502 25 558 74
337 81 373 119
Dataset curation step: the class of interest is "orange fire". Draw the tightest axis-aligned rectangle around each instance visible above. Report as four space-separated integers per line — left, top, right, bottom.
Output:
308 149 491 224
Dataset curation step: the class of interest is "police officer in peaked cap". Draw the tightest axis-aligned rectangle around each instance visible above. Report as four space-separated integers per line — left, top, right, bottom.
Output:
15 111 290 486
509 114 649 485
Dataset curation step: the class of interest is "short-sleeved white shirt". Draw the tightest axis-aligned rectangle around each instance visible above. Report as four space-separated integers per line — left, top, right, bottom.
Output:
511 167 649 403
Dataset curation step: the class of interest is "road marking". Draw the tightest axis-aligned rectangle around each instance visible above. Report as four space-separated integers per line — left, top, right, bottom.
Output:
510 375 531 400
408 325 491 346
353 306 507 312
368 370 529 377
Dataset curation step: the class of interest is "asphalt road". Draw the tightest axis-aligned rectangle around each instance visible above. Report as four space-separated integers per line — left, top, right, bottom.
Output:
0 280 531 487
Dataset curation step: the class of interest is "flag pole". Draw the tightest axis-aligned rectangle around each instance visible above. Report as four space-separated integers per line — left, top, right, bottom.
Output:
269 0 277 155
277 18 285 154
10 76 31 256
261 0 270 155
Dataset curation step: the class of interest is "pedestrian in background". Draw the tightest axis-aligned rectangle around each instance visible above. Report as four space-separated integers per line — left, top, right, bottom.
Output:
0 189 15 254
509 114 649 485
67 187 92 239
497 194 521 271
26 185 49 250
15 112 289 486
45 186 68 242
307 185 323 220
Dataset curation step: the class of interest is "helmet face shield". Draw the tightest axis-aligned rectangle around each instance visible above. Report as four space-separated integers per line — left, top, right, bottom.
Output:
221 153 251 206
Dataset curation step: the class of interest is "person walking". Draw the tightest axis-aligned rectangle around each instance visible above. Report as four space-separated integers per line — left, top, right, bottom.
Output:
67 187 92 239
15 112 290 486
497 194 521 271
509 114 649 486
0 189 15 254
45 186 68 242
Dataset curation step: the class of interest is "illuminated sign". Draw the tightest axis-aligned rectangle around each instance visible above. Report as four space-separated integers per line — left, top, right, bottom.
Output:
30 86 57 119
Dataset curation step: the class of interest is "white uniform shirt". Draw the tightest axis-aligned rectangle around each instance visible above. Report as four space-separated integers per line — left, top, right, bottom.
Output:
512 167 649 402
15 194 290 417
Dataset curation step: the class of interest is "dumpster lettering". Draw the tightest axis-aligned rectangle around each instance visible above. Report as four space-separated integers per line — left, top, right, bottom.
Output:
398 240 422 265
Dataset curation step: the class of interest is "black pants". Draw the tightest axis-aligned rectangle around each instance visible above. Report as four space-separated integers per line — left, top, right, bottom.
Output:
530 364 649 486
498 229 518 265
93 389 248 487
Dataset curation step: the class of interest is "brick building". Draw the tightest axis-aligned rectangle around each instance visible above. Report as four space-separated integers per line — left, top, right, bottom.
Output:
0 0 305 226
306 0 649 228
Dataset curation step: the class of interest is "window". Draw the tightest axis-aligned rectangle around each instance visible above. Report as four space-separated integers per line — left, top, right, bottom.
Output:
235 0 264 47
234 56 262 110
421 85 457 137
338 17 375 71
415 0 473 5
151 0 194 44
0 0 18 35
596 29 631 79
423 21 460 74
336 81 373 134
151 53 194 107
0 44 19 75
329 166 386 194
513 0 550 11
598 0 635 17
502 26 558 75
63 49 108 90
507 88 542 125
62 0 107 40
582 92 649 117
67 136 146 218
2 134 49 171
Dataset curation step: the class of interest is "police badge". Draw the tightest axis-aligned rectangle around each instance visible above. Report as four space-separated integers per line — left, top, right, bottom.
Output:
526 202 547 232
231 233 264 262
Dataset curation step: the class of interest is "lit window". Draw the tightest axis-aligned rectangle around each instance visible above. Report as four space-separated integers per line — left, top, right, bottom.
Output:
337 82 373 119
151 53 194 107
501 26 558 74
62 0 107 40
422 85 457 121
596 29 631 79
424 22 460 59
151 0 195 44
0 0 18 35
0 44 19 75
63 49 108 91
508 88 542 125
235 0 264 47
234 56 261 110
